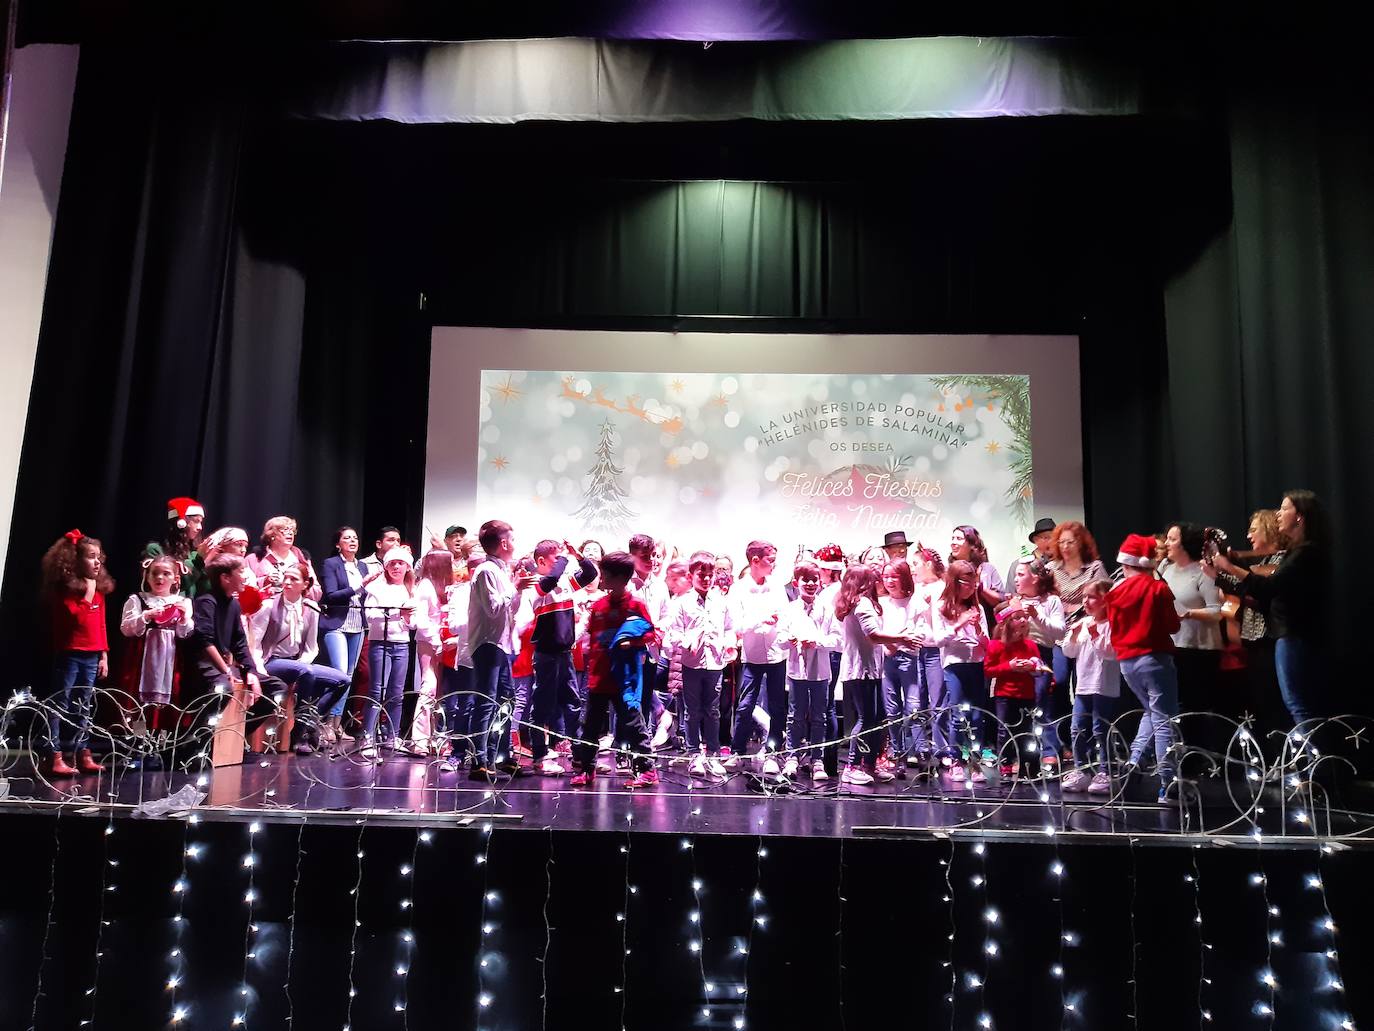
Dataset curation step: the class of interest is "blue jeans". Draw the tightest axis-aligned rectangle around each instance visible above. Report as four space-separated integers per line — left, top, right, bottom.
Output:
1123 652 1179 781
943 662 988 759
1274 636 1324 728
512 674 534 733
907 647 950 755
882 652 921 758
845 677 884 771
262 657 353 715
1071 693 1117 769
322 629 364 717
471 642 515 768
44 651 100 755
1033 643 1063 756
530 651 581 761
787 678 829 759
681 667 722 753
732 660 788 753
364 641 410 741
440 664 476 761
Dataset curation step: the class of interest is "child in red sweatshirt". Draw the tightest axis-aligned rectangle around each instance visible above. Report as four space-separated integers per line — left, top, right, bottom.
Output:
986 608 1050 777
1106 534 1183 803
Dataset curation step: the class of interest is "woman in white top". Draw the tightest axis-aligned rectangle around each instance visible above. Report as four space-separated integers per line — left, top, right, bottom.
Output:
1001 558 1068 766
930 559 992 783
360 547 416 758
1160 522 1224 717
835 565 921 786
411 549 455 752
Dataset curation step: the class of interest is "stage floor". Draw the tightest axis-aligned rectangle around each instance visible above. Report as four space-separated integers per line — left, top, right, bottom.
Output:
3 749 1371 846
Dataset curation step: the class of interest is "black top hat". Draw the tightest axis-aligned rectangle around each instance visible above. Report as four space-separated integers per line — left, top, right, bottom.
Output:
1028 517 1057 542
882 531 912 549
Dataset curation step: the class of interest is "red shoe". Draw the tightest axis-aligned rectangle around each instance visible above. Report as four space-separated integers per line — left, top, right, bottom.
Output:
570 771 595 787
76 749 102 774
999 763 1017 779
624 769 660 789
45 753 77 777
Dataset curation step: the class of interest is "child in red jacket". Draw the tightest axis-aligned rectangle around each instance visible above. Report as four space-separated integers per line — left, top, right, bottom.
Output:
985 608 1050 777
1106 534 1183 803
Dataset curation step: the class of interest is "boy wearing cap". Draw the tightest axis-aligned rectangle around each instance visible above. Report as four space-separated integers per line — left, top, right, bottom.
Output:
1106 533 1183 802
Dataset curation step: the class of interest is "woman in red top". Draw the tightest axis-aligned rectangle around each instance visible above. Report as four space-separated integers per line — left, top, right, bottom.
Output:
985 608 1050 778
39 530 115 776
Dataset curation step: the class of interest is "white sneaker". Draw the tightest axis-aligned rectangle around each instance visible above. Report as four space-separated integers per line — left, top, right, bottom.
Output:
1088 772 1112 795
360 744 381 763
689 755 708 777
841 767 874 785
874 768 895 783
596 757 615 774
782 757 799 778
598 734 614 750
721 754 740 770
1060 770 1089 793
651 711 674 749
811 760 829 782
970 765 987 784
705 757 727 778
762 756 781 777
538 758 565 777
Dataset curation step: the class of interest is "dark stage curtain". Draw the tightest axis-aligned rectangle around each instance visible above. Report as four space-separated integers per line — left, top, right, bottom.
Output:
2 41 1368 700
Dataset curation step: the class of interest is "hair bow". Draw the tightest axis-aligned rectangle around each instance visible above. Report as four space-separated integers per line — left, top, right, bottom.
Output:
64 529 83 543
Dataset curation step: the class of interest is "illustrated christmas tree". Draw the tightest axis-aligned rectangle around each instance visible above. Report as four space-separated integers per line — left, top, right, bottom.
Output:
571 418 637 535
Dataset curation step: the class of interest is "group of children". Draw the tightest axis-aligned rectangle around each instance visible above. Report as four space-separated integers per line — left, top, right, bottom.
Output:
34 497 1195 803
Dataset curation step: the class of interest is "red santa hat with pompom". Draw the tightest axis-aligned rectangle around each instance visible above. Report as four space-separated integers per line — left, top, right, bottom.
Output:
1116 533 1158 570
166 496 205 529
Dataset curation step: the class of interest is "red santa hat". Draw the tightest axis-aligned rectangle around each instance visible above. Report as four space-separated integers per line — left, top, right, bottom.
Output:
1116 533 1158 570
166 496 205 528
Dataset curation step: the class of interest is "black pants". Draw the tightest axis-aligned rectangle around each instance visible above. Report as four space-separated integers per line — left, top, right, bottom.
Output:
994 696 1038 774
574 692 653 774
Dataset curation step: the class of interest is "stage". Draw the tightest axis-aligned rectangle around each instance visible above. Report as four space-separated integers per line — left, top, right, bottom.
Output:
4 748 1373 845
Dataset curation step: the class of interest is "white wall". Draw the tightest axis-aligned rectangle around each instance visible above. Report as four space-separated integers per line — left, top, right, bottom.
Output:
0 44 80 591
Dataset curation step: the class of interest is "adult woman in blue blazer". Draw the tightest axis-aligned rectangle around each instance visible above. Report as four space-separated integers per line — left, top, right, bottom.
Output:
319 526 382 743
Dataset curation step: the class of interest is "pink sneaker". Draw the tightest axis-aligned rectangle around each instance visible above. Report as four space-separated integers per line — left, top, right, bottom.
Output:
624 769 660 789
569 771 595 787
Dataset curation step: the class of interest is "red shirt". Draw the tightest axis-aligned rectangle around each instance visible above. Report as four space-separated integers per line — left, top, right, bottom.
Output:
1106 574 1181 660
52 592 109 652
585 594 653 696
985 638 1040 700
511 623 536 678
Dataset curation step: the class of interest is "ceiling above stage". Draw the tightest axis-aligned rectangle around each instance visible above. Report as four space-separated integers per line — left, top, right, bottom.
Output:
17 0 1335 46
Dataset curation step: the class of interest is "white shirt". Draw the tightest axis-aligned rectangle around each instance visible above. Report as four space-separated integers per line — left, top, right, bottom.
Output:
414 579 444 650
880 593 922 654
733 574 789 664
444 582 473 668
341 558 364 633
468 558 520 653
838 596 885 682
931 602 989 667
1060 618 1120 697
1161 560 1223 651
667 590 736 670
1012 592 1067 649
363 581 414 643
784 594 841 681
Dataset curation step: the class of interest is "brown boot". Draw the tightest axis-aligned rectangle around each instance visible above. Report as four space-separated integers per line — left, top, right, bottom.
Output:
45 752 77 776
76 749 102 774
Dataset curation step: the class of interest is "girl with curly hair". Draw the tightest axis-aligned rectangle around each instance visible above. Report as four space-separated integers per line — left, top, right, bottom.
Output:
38 530 116 776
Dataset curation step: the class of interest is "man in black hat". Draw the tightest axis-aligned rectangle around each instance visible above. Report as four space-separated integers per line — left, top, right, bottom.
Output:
1005 517 1057 588
881 531 911 561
